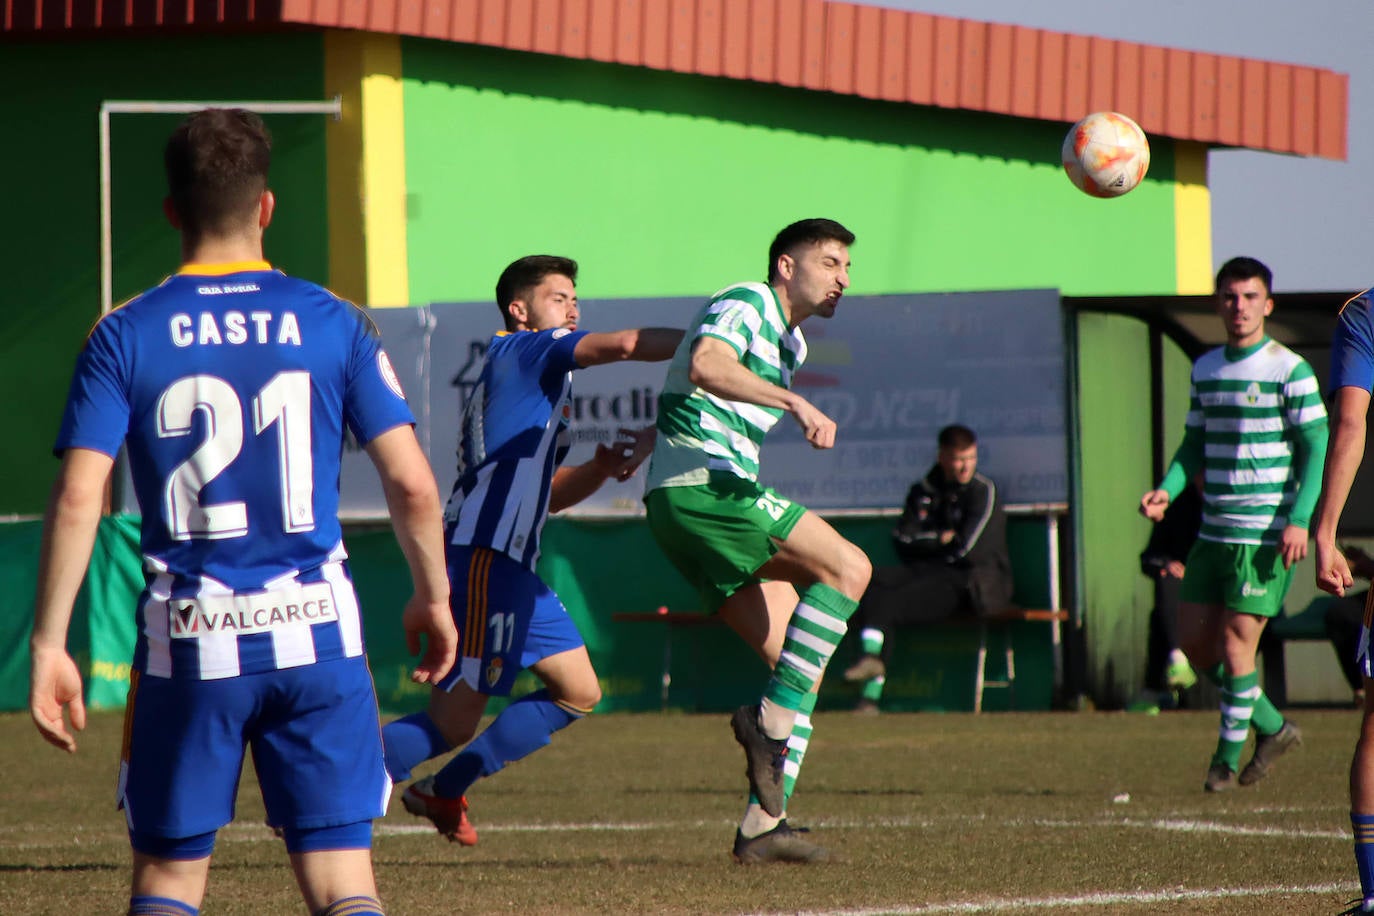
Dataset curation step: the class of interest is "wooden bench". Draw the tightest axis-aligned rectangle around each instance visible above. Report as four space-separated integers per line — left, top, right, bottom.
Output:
612 606 1068 713
610 610 723 710
967 608 1070 713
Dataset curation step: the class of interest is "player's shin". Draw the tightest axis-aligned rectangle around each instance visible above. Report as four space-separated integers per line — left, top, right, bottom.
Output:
1353 812 1374 909
761 584 857 739
432 689 585 798
782 691 817 806
1213 670 1261 770
381 712 451 782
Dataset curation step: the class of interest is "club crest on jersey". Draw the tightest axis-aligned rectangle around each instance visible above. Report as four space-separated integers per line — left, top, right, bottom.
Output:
378 350 406 400
1244 382 1261 405
486 657 504 687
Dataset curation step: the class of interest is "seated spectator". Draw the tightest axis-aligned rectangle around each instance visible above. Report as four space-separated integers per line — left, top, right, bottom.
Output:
842 424 1013 713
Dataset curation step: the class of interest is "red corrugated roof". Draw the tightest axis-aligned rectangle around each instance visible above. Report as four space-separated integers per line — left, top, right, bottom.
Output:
4 0 1348 160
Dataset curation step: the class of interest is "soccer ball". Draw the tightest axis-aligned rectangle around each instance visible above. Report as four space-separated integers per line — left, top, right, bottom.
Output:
1061 111 1150 198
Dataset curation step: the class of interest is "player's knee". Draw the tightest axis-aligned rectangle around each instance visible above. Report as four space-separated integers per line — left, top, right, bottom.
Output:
833 542 872 598
561 683 601 712
434 718 478 748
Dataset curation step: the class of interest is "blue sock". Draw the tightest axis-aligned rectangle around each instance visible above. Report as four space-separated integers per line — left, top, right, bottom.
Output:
433 690 582 798
382 712 451 782
315 896 384 915
1355 812 1374 904
128 897 198 915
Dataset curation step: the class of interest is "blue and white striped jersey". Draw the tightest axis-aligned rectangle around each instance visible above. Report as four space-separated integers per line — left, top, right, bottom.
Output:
445 328 587 570
55 261 415 679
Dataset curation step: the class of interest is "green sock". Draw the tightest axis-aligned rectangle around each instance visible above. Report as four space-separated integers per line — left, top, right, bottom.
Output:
1213 669 1260 770
860 627 884 656
766 583 858 701
1248 686 1285 735
782 691 818 807
862 675 885 702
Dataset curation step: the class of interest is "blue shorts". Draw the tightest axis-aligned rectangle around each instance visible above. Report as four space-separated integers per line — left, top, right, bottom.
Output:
118 656 389 844
436 545 584 696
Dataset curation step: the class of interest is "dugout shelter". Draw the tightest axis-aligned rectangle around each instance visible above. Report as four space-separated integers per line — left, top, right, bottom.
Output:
0 0 1351 712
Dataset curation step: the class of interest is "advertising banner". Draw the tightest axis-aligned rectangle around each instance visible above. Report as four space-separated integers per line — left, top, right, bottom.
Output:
117 290 1067 517
373 289 1068 515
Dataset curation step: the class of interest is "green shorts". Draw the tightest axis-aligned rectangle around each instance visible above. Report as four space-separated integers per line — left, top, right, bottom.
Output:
644 476 807 613
1178 538 1293 618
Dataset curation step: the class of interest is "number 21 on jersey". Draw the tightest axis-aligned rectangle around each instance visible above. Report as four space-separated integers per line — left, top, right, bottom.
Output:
157 371 314 540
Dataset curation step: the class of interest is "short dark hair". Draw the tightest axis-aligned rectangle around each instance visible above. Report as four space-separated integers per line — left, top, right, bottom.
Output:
1215 256 1273 297
767 218 855 283
164 108 272 238
495 255 578 327
938 424 977 451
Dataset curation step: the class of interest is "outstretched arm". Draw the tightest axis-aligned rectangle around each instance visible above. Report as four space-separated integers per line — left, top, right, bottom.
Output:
1316 387 1371 594
364 426 457 685
549 427 655 514
688 336 836 449
573 328 683 368
31 448 113 753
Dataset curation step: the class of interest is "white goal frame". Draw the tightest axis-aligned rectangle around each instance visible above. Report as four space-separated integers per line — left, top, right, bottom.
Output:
98 98 342 315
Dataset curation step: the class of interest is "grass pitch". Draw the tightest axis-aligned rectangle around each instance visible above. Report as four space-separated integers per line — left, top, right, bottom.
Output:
0 708 1361 914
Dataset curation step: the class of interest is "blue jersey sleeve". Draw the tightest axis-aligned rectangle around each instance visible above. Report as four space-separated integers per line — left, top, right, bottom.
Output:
1332 292 1374 392
344 309 417 445
513 328 587 377
54 312 132 458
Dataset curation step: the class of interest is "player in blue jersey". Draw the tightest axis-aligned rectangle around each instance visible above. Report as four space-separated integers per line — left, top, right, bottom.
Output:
1315 288 1374 914
29 109 456 916
381 254 682 843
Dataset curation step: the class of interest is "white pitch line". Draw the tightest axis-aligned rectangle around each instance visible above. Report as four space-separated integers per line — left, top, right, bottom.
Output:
1131 817 1348 840
755 882 1351 915
1028 816 1348 841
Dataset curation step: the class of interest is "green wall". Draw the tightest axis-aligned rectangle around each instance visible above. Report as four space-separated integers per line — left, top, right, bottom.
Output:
400 41 1180 303
0 34 328 516
1075 313 1194 705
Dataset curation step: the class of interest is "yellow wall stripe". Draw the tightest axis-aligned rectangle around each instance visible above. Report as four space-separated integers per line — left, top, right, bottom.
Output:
1173 141 1212 295
324 31 410 308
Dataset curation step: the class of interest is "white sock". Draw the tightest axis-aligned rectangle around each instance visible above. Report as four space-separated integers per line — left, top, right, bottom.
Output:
740 801 783 838
758 698 797 741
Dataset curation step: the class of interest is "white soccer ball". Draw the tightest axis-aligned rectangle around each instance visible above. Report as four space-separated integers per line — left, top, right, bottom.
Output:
1062 111 1151 198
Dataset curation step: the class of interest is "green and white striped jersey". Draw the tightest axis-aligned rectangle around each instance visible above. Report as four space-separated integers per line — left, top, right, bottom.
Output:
1184 337 1327 545
645 281 806 489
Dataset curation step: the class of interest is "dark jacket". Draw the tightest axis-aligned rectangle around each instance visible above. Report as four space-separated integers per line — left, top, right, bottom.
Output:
891 464 1015 613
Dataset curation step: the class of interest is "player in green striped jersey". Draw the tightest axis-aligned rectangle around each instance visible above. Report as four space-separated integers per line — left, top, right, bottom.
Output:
1140 256 1328 793
643 219 872 863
